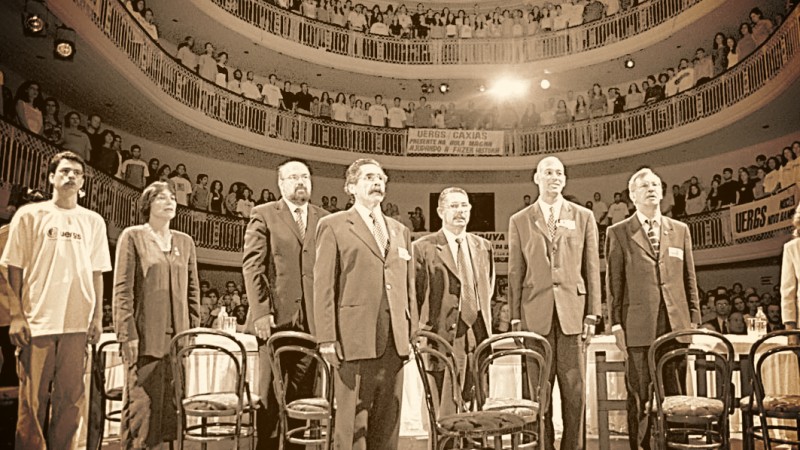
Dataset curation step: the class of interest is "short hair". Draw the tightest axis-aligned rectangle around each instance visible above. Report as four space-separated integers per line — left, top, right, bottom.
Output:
394 97 401 102
208 289 219 297
139 181 175 222
627 168 659 194
200 280 210 288
345 158 382 191
48 151 86 175
131 144 142 152
714 295 730 305
196 173 208 183
723 167 733 174
277 158 311 179
438 187 468 208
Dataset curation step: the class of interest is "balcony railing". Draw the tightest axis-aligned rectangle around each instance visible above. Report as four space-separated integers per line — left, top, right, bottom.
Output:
0 119 248 252
208 0 703 65
61 0 800 160
1 118 793 258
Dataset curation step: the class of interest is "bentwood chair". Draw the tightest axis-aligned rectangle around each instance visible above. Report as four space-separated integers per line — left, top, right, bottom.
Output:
744 329 800 449
411 330 527 450
472 331 553 449
648 329 735 450
170 329 259 450
93 340 124 441
266 331 335 450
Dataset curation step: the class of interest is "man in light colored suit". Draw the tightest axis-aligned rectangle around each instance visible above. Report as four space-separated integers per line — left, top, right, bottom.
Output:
605 167 700 450
413 187 494 415
314 158 417 450
242 159 329 450
508 156 601 450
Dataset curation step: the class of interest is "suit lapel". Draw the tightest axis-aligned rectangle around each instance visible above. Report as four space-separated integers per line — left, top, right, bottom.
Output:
434 231 458 277
276 201 303 242
529 204 550 242
627 216 656 260
305 206 320 246
347 208 384 260
659 217 676 256
466 234 487 298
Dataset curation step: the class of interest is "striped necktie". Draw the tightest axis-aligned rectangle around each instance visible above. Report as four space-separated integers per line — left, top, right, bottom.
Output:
547 206 557 240
294 208 305 240
646 219 660 255
370 211 389 256
455 237 478 326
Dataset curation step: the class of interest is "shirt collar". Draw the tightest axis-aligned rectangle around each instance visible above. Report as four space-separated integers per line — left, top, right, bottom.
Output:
441 227 467 246
354 202 383 224
283 198 308 215
636 209 662 227
536 195 564 218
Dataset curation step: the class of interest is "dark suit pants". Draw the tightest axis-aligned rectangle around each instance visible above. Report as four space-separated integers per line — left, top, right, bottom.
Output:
528 314 585 450
334 335 404 450
256 335 318 450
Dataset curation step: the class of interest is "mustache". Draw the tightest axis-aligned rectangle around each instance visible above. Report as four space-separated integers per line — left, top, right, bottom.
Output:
369 188 384 195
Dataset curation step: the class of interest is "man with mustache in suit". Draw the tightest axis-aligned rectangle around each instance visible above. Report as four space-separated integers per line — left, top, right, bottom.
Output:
242 159 328 449
605 167 700 450
413 187 494 415
314 158 417 450
508 156 601 450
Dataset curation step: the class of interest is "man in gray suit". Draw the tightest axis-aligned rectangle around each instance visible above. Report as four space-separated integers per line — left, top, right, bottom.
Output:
314 158 417 450
242 159 328 450
605 167 700 450
413 187 494 415
508 156 601 450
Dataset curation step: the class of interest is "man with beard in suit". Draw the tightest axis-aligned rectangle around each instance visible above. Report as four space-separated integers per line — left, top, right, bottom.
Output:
508 156 601 450
314 158 417 450
605 167 700 450
413 187 494 415
242 159 328 449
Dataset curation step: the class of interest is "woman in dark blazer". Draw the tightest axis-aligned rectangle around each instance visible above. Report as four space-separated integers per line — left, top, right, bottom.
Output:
113 181 200 449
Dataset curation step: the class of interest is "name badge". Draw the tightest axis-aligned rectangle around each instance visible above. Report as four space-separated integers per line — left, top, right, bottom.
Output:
668 247 684 260
557 219 576 230
398 247 412 261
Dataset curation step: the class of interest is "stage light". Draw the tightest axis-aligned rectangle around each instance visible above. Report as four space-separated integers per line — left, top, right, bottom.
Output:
488 77 529 100
624 56 635 69
540 79 551 90
22 0 48 37
54 26 76 61
478 84 486 93
439 83 449 94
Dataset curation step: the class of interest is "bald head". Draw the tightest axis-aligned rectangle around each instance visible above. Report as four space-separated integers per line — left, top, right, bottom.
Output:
534 157 566 201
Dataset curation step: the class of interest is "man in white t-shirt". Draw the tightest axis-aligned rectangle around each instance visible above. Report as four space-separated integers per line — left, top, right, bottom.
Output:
261 74 284 108
368 95 388 127
607 192 629 224
170 164 194 206
241 71 262 100
387 97 407 128
591 191 609 224
2 152 112 449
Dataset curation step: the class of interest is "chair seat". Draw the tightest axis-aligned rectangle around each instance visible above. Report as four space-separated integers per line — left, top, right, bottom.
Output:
438 411 526 437
739 397 753 410
106 387 124 401
286 397 331 419
762 395 800 413
183 392 261 413
662 396 725 416
483 398 540 421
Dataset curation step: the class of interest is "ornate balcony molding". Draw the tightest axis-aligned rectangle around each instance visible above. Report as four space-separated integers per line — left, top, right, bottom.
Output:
48 0 800 172
192 0 723 78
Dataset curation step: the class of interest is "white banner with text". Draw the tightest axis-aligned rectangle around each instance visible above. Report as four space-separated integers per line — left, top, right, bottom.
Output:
729 185 797 240
406 129 505 156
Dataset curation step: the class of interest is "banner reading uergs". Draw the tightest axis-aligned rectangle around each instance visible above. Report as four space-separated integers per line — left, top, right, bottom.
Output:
729 185 797 241
406 128 505 156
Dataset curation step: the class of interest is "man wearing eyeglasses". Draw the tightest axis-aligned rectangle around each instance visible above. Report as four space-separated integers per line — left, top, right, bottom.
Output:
242 159 328 450
1 151 112 449
508 156 601 450
412 187 494 415
314 158 417 450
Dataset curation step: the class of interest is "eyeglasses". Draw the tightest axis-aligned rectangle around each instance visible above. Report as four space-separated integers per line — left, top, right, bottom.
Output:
57 168 84 177
445 203 472 211
282 174 310 182
360 173 388 183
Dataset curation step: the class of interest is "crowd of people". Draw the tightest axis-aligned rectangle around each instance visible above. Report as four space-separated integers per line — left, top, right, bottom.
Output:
160 2 783 131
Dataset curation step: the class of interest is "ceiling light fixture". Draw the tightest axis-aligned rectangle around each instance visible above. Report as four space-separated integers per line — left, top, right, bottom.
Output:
22 0 48 37
54 26 76 61
439 83 449 94
540 79 551 90
623 56 635 69
489 77 530 99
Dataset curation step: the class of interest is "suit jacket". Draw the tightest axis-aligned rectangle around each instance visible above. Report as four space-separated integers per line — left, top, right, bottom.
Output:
507 201 601 336
113 226 201 358
242 200 328 335
605 215 700 347
780 238 800 326
313 208 418 361
413 230 495 343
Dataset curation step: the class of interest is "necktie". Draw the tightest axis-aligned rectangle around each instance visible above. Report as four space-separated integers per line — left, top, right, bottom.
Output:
294 208 305 240
547 205 557 240
456 237 479 326
646 219 660 256
370 211 389 256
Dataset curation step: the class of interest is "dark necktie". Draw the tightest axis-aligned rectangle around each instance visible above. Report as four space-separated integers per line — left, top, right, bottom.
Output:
294 207 305 240
646 219 660 256
370 211 388 256
547 205 557 240
456 237 478 326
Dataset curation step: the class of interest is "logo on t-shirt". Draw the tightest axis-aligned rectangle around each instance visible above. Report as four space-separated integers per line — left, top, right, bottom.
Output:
47 227 58 239
45 226 82 240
